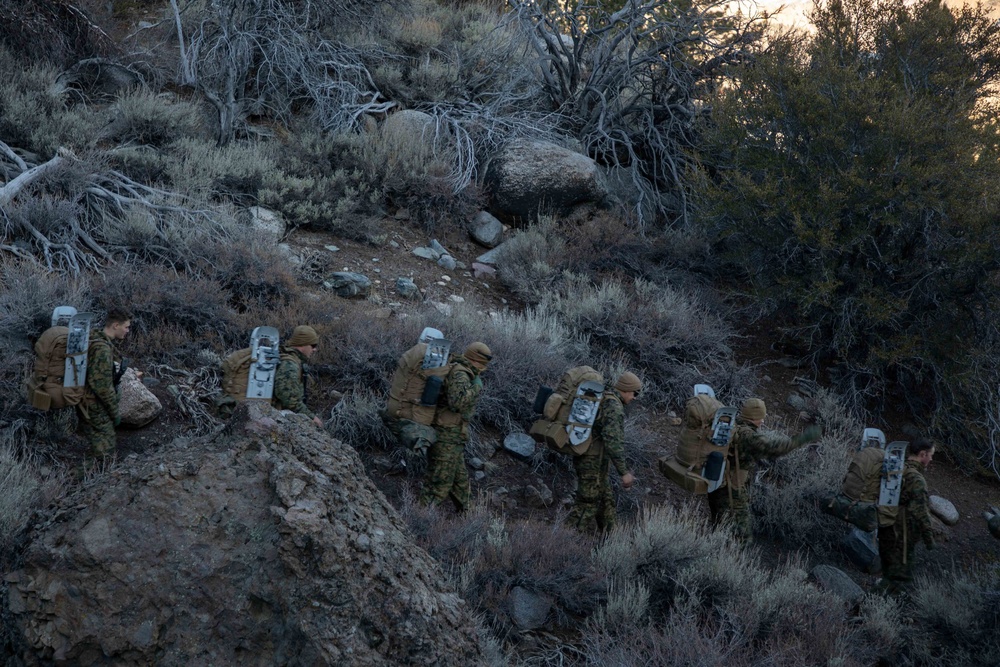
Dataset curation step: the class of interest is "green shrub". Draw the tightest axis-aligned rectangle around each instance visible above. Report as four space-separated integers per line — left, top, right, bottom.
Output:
0 48 99 156
257 130 383 240
495 222 566 304
328 389 396 452
163 137 276 203
750 389 864 554
0 430 42 561
906 567 1000 665
101 89 206 148
401 499 606 643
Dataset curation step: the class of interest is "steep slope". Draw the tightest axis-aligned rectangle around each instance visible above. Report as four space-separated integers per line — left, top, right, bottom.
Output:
6 403 483 666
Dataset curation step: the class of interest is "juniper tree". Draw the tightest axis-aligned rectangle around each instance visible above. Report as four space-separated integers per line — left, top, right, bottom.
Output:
698 0 1000 475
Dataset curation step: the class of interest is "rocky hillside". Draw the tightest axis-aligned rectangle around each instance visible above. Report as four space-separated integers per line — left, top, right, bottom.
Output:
6 403 482 665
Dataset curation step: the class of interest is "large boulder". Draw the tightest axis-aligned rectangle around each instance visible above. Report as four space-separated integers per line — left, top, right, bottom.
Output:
485 139 610 225
117 367 162 427
5 403 483 665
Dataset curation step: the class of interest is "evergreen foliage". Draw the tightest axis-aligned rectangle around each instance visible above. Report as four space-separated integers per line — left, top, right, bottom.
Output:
699 0 1000 473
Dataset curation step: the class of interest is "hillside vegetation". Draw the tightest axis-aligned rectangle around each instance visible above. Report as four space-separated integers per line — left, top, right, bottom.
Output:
1 0 999 664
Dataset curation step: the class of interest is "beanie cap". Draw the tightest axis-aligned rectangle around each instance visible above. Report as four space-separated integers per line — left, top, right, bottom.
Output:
615 371 642 393
464 342 492 369
287 325 319 347
741 398 767 420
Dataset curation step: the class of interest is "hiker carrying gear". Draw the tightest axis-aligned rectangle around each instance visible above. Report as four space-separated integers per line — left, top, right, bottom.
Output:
383 327 452 455
819 429 907 532
274 325 323 428
657 385 738 494
704 397 822 542
72 308 132 463
529 366 606 455
565 372 640 535
419 342 491 512
875 438 936 596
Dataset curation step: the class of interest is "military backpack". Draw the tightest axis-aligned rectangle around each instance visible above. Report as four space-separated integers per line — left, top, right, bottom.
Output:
658 385 738 494
385 337 453 427
819 429 905 531
528 365 605 455
25 307 100 411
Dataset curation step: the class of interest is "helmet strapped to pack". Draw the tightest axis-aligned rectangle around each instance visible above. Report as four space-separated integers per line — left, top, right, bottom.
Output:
25 307 96 411
528 366 605 455
657 384 739 494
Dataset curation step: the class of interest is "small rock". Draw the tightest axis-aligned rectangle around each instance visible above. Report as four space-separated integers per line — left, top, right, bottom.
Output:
667 410 677 418
523 483 553 509
474 471 486 481
324 245 340 253
430 239 449 257
248 206 285 242
277 243 302 266
472 263 496 278
503 433 535 460
324 272 372 299
787 393 808 411
448 295 465 303
810 565 864 606
118 368 162 427
438 255 457 271
476 246 503 265
929 495 960 526
389 240 400 249
431 302 452 316
508 586 551 631
469 457 485 471
455 261 467 270
469 211 504 248
394 208 411 220
396 277 420 299
413 247 439 261
441 275 451 282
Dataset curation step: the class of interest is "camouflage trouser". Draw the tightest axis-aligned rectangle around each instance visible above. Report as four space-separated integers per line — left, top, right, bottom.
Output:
707 485 752 542
382 414 436 454
420 426 470 511
77 403 116 461
566 450 616 534
877 523 917 595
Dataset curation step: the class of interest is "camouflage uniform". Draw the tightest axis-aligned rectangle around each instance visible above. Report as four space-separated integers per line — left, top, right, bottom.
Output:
420 356 481 511
567 389 628 534
273 348 315 418
877 459 934 595
707 419 818 541
78 330 118 460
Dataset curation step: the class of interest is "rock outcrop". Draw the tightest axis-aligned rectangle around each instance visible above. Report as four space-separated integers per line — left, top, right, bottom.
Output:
485 139 609 224
5 403 483 665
